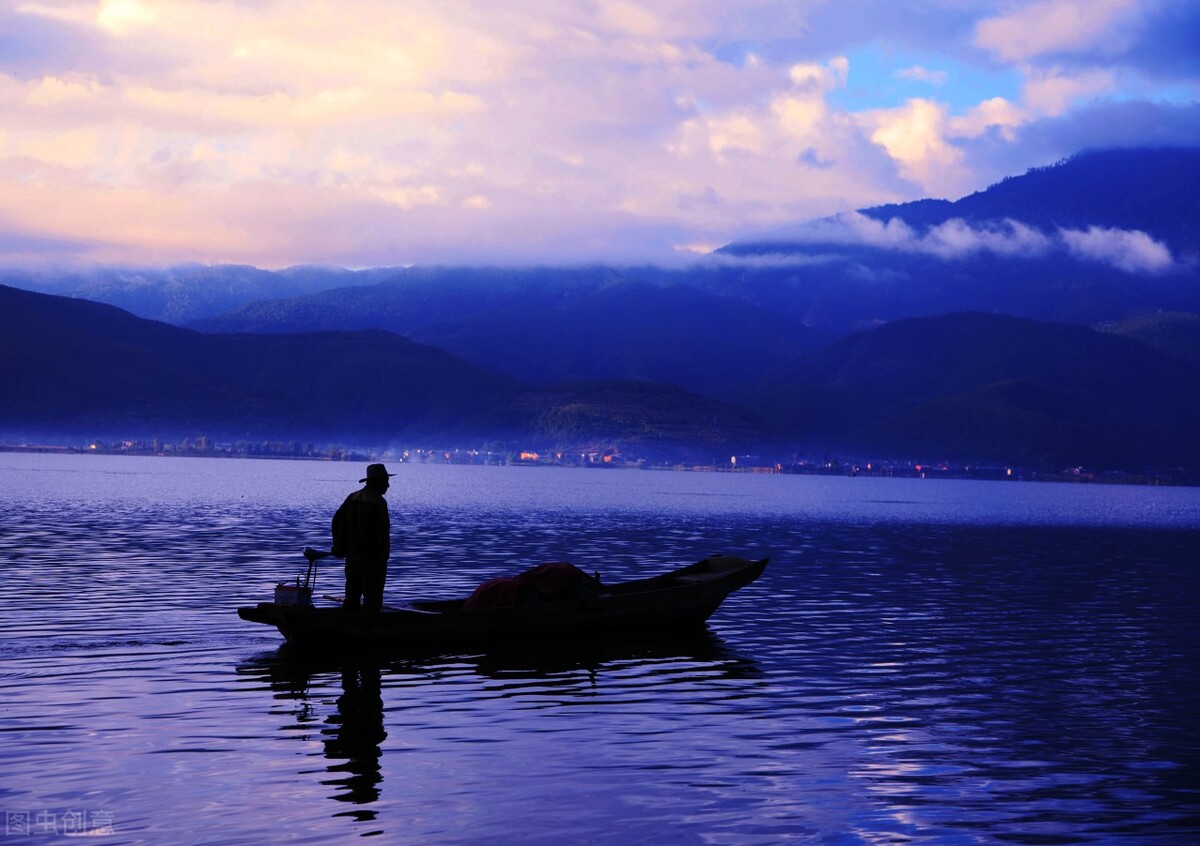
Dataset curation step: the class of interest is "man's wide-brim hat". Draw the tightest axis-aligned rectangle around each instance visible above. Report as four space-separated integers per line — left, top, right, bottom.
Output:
360 463 397 483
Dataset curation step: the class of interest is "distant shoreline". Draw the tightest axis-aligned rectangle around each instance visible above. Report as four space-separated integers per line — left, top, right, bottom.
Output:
2 441 1195 488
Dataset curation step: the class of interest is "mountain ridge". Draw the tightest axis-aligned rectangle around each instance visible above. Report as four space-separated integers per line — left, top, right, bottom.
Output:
859 147 1200 254
743 311 1200 469
0 284 777 458
5 285 1199 471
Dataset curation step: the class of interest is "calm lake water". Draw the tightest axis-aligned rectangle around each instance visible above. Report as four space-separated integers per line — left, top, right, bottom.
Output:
1 454 1198 844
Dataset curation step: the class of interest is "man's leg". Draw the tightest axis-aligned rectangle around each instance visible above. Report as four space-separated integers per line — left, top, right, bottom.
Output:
342 559 363 611
363 562 387 612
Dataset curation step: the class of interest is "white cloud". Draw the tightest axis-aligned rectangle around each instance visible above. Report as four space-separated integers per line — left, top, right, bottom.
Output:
859 99 973 196
704 112 766 157
895 65 947 86
948 97 1028 140
924 218 1054 259
799 212 923 250
973 0 1146 62
13 3 88 26
760 212 1177 274
1060 225 1175 273
790 55 849 90
774 212 1047 256
673 241 723 255
1021 68 1117 117
597 0 662 37
97 0 159 34
26 74 104 107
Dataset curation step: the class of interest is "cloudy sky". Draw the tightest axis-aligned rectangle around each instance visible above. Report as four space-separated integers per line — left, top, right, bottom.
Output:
1 0 1197 268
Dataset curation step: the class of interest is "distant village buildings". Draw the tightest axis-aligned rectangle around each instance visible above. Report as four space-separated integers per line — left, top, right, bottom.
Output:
0 437 1189 485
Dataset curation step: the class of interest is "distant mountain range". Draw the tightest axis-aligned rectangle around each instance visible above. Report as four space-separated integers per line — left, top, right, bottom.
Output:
181 270 831 402
4 283 1198 470
4 147 1200 471
0 284 773 458
0 263 399 324
744 311 1200 470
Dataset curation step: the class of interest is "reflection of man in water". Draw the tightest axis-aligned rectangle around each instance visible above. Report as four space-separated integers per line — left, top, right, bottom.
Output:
332 464 394 612
324 662 388 815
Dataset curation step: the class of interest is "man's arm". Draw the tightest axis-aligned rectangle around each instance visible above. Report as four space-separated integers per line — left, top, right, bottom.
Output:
377 499 391 561
331 500 348 558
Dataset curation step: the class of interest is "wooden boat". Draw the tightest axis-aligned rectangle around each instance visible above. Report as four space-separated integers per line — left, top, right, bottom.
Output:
237 555 768 648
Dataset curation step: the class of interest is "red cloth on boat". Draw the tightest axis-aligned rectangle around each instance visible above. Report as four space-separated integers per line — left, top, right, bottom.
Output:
463 577 525 610
514 562 593 595
463 562 598 610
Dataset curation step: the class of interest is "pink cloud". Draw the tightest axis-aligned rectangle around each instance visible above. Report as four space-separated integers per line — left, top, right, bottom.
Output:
0 1 1195 268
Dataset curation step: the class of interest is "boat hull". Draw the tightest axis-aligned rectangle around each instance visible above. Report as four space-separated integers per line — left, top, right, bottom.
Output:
238 555 767 649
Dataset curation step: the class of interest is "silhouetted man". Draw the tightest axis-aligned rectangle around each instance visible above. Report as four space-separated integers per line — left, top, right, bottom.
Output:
332 463 395 612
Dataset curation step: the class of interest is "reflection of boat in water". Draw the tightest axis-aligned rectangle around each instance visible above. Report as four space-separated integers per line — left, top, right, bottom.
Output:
237 626 760 695
238 555 768 649
464 626 763 688
235 627 761 833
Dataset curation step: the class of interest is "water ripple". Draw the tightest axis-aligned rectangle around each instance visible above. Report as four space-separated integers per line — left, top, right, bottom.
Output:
1 458 1198 843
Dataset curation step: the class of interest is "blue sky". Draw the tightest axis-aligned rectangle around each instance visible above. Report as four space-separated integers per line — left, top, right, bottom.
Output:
0 0 1197 268
833 47 1024 112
